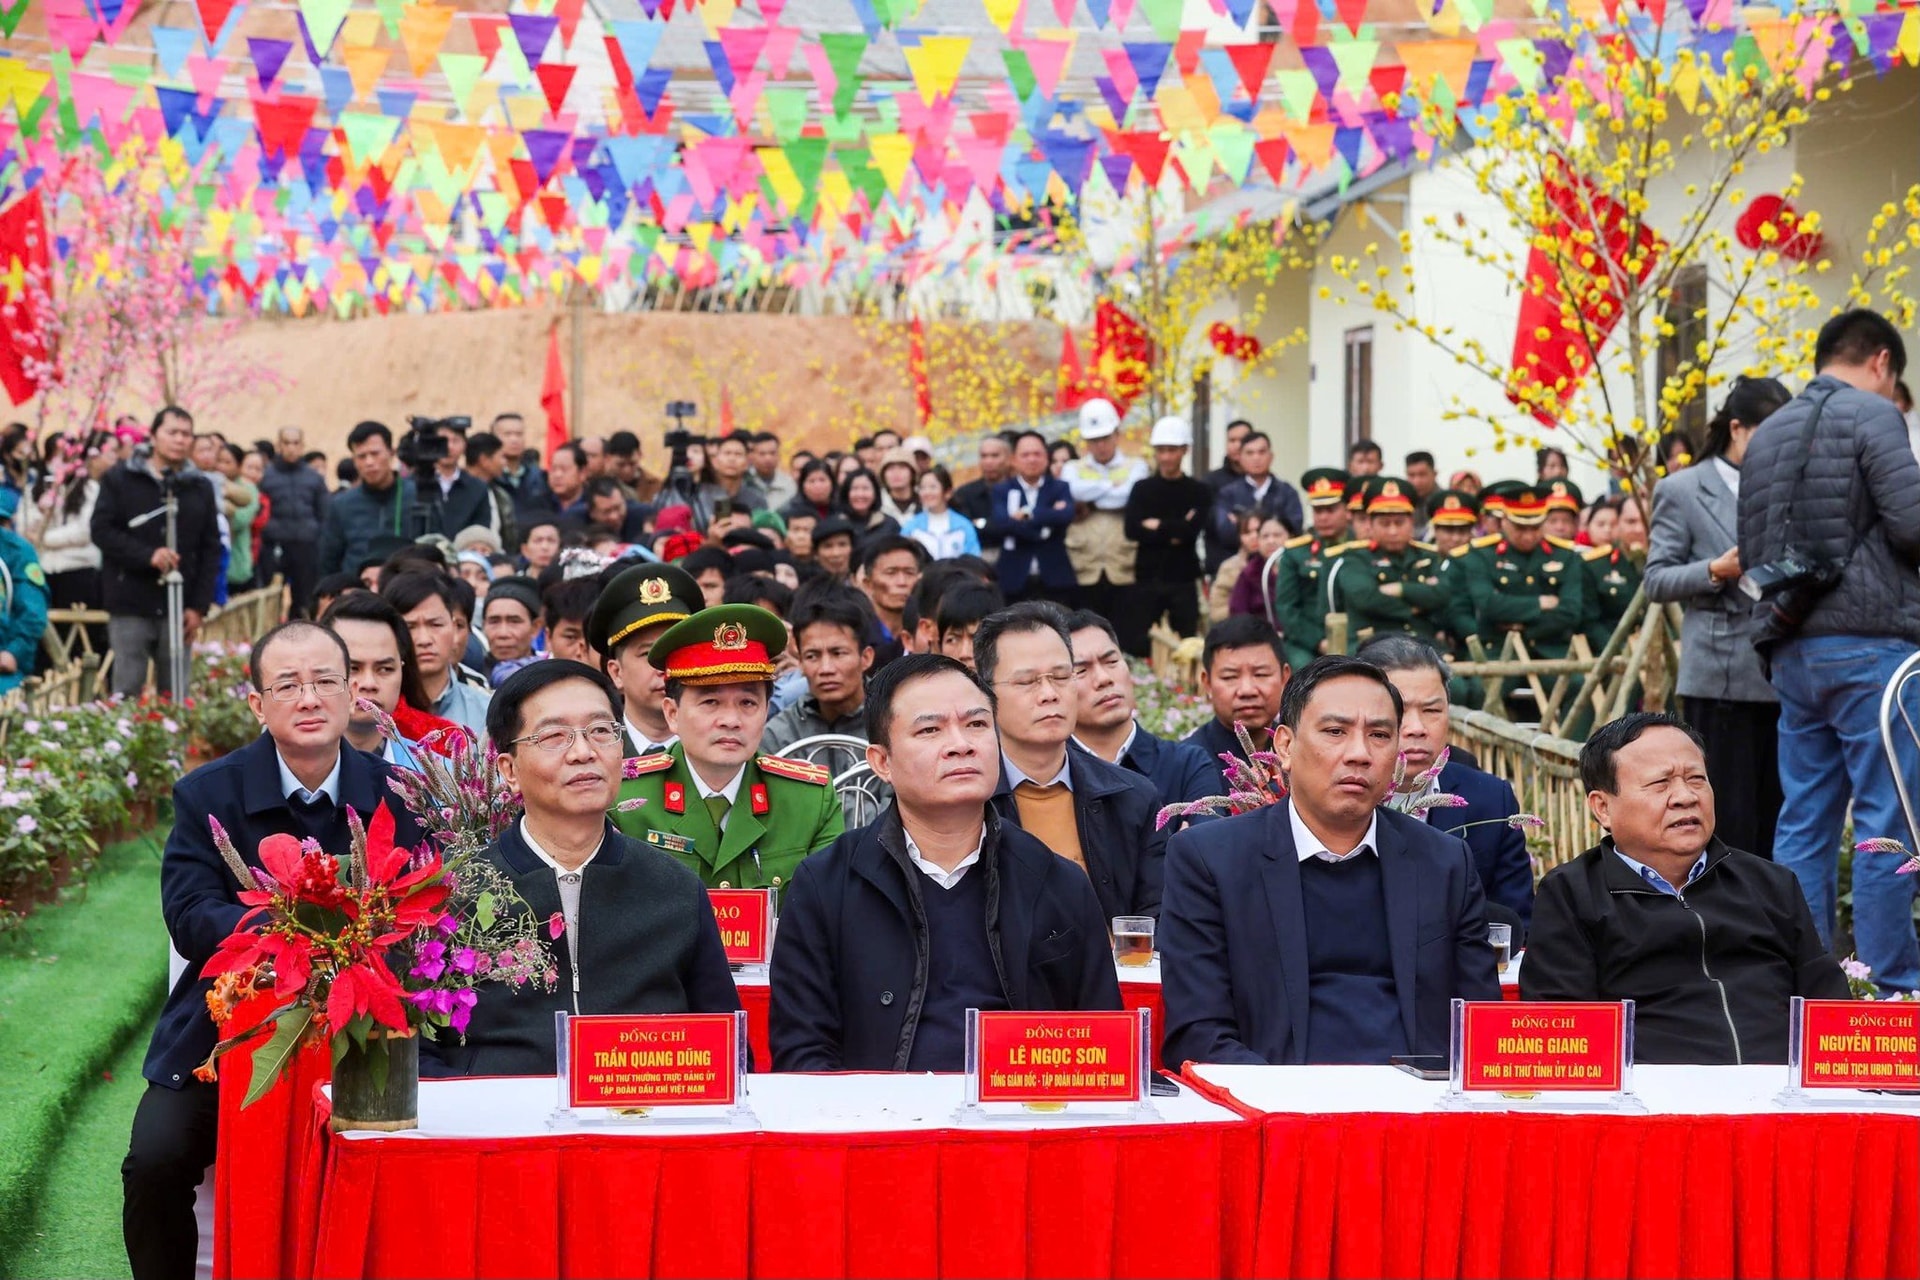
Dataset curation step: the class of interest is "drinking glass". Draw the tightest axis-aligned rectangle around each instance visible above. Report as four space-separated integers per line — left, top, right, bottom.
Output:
1112 916 1155 967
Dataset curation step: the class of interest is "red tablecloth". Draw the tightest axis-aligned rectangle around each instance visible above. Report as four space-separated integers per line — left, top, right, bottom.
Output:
214 998 332 1280
305 1092 1259 1279
738 977 1167 1072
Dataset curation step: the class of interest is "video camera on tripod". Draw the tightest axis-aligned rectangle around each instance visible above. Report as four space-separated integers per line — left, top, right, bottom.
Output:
399 414 470 538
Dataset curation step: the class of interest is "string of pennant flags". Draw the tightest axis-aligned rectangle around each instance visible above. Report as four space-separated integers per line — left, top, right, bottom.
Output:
0 0 1914 317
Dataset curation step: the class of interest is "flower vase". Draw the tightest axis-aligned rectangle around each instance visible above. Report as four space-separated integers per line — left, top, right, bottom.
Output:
330 1028 419 1133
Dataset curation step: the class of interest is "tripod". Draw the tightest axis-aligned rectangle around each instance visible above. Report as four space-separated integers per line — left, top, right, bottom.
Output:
161 472 189 698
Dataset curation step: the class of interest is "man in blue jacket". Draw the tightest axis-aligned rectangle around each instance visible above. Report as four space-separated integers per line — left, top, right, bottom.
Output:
1358 634 1535 927
983 430 1075 603
769 654 1120 1071
122 621 427 1280
320 421 418 576
1159 655 1500 1067
1066 609 1216 817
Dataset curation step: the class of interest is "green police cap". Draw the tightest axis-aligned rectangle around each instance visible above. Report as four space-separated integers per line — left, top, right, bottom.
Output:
648 603 789 687
586 562 706 657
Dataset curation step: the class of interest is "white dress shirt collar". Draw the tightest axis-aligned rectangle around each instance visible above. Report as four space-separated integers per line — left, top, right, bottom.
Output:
1072 722 1138 766
1288 796 1380 863
277 749 342 805
1003 752 1073 792
904 823 985 890
624 715 676 753
521 817 604 875
1711 456 1740 501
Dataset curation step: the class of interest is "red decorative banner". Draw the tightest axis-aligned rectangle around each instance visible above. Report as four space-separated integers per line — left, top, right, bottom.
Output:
707 888 772 964
1797 1000 1920 1090
974 1010 1141 1104
1459 1001 1626 1092
565 1013 738 1108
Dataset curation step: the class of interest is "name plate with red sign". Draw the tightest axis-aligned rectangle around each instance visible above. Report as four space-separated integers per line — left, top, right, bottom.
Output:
1447 999 1637 1110
1790 998 1920 1093
961 1008 1150 1118
556 1012 746 1115
706 888 773 965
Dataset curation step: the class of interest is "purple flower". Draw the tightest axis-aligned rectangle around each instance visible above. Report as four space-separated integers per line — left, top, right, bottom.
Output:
411 940 448 980
436 913 460 937
449 988 479 1034
15 814 36 835
547 911 565 939
450 947 480 975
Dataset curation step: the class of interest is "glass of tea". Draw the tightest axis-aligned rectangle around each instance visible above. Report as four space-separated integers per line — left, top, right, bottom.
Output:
1488 922 1512 971
1112 916 1155 967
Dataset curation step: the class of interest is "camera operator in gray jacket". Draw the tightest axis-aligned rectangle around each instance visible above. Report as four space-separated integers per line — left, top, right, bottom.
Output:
1735 309 1920 995
1646 376 1791 859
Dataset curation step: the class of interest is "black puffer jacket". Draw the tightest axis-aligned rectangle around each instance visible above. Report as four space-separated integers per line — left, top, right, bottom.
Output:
258 455 329 543
1736 374 1920 649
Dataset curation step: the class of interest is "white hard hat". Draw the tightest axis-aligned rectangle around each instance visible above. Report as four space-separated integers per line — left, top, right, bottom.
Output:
1078 398 1121 440
1149 416 1191 448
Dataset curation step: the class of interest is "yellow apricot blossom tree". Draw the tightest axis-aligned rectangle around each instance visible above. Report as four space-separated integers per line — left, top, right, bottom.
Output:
1327 4 1920 508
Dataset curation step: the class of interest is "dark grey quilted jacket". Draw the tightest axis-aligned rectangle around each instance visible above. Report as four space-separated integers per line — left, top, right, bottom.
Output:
1735 374 1920 649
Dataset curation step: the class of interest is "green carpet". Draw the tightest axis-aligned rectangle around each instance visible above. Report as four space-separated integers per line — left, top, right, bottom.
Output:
8 1029 148 1279
0 831 168 1273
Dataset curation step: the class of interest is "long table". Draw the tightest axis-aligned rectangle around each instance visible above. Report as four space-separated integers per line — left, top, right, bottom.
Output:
304 1073 1258 1279
1185 1063 1920 1280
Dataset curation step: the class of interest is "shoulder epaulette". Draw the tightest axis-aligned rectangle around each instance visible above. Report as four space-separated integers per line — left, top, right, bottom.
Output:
1412 540 1437 553
1547 536 1581 552
626 752 675 775
1324 540 1365 556
1285 533 1315 548
1581 544 1613 562
757 754 833 785
1450 536 1498 558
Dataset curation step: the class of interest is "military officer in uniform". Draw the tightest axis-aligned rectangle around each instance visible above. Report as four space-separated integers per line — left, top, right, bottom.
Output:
1455 486 1590 659
1270 468 1352 670
1337 478 1446 650
1541 478 1583 543
0 489 48 695
586 562 706 757
1423 489 1480 555
1581 537 1642 653
613 603 845 890
1320 475 1377 625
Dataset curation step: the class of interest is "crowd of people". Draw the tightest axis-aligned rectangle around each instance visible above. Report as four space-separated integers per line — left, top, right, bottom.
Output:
47 307 1918 1280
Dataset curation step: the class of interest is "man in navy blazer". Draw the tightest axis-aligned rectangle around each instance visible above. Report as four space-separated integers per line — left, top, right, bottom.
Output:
1359 634 1535 927
983 430 1076 601
124 621 427 1280
1160 656 1500 1067
1066 610 1217 817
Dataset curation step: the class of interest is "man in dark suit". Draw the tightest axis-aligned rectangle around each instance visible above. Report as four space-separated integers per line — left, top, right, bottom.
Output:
983 430 1076 603
974 602 1167 922
1160 656 1501 1067
1066 610 1216 815
422 661 741 1076
124 621 428 1280
1182 614 1290 794
1358 634 1535 927
770 654 1121 1070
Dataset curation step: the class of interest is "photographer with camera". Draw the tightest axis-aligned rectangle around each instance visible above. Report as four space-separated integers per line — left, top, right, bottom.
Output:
1736 309 1920 994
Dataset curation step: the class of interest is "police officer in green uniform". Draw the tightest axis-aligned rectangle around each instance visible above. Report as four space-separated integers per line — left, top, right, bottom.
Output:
1338 477 1445 650
0 489 47 695
1270 468 1352 670
584 562 706 757
1455 485 1590 659
612 603 844 891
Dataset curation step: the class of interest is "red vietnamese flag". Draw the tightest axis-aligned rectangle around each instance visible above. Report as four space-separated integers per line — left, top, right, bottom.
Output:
718 383 735 434
908 315 932 427
1056 325 1087 412
541 320 568 462
1088 299 1151 414
0 190 51 407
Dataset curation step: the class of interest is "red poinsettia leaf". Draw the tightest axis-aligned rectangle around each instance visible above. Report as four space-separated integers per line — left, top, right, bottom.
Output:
363 803 408 884
201 929 267 979
257 833 307 886
327 965 369 1034
359 962 410 1032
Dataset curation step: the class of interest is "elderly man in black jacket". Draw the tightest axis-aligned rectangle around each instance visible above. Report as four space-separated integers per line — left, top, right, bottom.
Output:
423 661 741 1077
1522 712 1847 1063
1736 308 1920 994
770 654 1121 1072
92 407 222 699
259 425 331 616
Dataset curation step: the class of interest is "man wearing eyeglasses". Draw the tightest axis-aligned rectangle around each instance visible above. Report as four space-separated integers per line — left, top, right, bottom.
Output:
613 604 845 890
126 621 427 1280
422 661 743 1076
974 601 1167 923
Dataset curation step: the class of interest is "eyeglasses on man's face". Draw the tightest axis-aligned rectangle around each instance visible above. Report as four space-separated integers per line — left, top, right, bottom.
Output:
261 676 349 702
512 722 624 753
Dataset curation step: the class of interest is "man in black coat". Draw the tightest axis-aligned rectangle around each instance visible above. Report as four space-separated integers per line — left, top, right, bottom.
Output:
124 622 428 1280
259 425 331 616
1160 657 1500 1068
1182 615 1291 795
1067 611 1216 820
770 655 1121 1072
1522 712 1847 1063
1123 416 1213 649
92 407 222 699
421 661 741 1077
974 602 1166 922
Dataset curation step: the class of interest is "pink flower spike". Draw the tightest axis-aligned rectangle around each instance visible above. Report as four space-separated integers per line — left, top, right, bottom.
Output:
614 797 649 813
1508 814 1547 830
1854 837 1911 855
1898 860 1919 876
547 911 565 939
